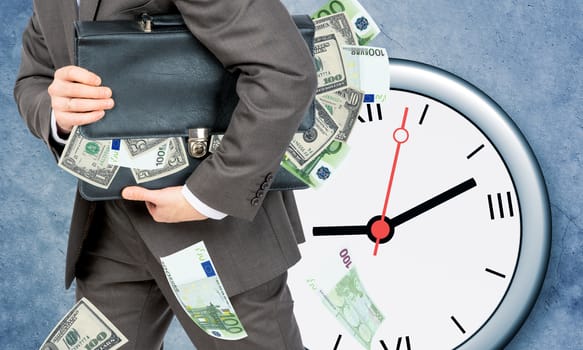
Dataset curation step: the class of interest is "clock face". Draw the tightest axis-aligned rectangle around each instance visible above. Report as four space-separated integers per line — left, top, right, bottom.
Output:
289 59 550 350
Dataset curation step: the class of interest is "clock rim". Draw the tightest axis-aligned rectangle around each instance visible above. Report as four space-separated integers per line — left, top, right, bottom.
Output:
386 58 551 349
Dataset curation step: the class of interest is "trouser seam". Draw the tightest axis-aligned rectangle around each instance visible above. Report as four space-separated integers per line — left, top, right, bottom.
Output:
134 282 157 350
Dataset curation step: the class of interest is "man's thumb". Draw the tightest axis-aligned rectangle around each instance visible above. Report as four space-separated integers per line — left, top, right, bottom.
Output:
122 186 154 202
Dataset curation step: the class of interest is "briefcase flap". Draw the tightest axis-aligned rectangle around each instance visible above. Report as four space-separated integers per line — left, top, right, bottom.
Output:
75 14 316 140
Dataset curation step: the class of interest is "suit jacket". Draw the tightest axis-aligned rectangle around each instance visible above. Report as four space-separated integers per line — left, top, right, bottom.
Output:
14 0 317 295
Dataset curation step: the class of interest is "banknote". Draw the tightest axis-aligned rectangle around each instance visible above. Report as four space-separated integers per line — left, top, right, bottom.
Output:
317 87 364 142
208 134 224 154
109 138 169 170
314 33 348 95
307 266 384 350
39 298 128 350
341 45 390 103
321 268 384 349
58 127 119 189
313 0 381 45
286 100 339 169
131 137 188 183
160 241 248 340
313 12 357 46
281 140 349 188
123 138 166 158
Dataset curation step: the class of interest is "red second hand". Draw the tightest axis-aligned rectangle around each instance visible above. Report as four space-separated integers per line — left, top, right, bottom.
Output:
372 107 410 256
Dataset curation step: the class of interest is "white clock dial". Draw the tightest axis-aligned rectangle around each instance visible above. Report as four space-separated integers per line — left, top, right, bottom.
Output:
289 59 550 350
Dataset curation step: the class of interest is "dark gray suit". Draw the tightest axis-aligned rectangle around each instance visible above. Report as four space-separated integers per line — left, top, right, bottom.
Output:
14 0 316 348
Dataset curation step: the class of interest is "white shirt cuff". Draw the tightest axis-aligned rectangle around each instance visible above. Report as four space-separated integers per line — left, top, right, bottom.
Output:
181 185 227 220
50 110 69 145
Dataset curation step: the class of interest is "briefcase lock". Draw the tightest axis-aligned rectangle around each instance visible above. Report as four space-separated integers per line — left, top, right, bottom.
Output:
140 13 153 32
188 128 210 158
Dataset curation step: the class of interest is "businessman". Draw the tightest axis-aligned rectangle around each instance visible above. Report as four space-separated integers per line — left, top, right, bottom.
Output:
14 0 317 349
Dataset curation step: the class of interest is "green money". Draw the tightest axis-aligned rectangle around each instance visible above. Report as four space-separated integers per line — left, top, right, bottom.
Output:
318 87 364 142
58 126 119 189
39 298 128 350
281 140 349 188
321 268 384 350
286 100 339 169
160 242 248 341
312 0 381 45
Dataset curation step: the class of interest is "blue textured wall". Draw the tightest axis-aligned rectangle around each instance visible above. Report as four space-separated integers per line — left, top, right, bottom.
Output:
1 0 581 349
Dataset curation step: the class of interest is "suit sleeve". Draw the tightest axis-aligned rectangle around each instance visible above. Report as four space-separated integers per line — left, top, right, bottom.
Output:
13 9 62 160
172 0 317 220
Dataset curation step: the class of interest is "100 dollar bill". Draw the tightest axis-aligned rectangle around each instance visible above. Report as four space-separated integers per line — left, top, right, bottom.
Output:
39 298 128 350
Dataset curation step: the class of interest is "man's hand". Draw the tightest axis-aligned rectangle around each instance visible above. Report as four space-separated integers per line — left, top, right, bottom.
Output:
48 65 114 135
122 186 208 223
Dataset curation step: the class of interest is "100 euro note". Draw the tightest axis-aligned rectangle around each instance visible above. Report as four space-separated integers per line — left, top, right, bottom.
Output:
39 298 128 350
160 241 248 341
341 45 390 103
307 267 384 350
312 0 381 45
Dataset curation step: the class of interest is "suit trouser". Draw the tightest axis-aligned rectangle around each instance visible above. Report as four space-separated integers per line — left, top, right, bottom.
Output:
75 200 304 350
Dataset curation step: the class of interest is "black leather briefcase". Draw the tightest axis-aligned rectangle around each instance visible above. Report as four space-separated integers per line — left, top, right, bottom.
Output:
74 14 315 200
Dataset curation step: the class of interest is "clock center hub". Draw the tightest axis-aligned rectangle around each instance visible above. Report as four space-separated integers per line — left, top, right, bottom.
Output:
366 215 395 244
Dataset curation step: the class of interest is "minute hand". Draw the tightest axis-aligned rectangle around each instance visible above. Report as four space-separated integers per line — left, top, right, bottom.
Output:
391 178 477 227
313 178 477 236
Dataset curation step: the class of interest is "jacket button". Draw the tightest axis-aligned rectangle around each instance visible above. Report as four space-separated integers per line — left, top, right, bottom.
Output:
260 182 269 190
250 197 260 206
265 173 274 183
256 189 265 198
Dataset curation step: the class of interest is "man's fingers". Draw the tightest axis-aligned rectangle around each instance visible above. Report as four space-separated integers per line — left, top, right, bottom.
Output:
122 186 158 203
54 65 102 86
49 80 112 100
52 95 114 113
55 110 106 132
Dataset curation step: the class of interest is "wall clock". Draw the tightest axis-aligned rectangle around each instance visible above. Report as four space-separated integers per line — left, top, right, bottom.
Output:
289 58 551 350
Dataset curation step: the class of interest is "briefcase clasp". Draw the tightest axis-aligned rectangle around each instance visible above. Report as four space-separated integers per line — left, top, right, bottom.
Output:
188 128 210 158
140 13 153 32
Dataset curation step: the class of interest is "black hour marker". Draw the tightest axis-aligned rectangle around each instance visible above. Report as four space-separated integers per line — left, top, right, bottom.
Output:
358 103 383 123
333 334 342 350
376 103 383 121
418 104 429 125
379 337 412 350
506 191 515 217
466 144 485 159
487 192 515 220
451 316 466 334
485 268 507 278
396 336 412 350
